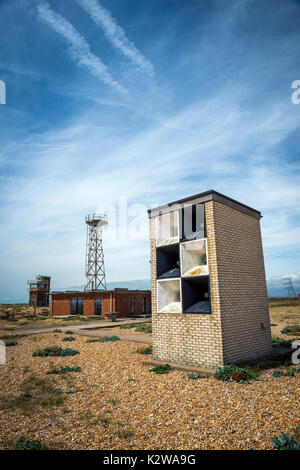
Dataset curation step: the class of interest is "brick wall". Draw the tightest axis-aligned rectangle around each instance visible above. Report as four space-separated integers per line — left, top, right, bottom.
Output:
150 199 271 369
52 297 71 316
51 290 151 317
212 200 272 363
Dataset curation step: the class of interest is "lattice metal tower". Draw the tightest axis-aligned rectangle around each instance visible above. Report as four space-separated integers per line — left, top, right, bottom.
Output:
84 214 108 291
283 274 297 298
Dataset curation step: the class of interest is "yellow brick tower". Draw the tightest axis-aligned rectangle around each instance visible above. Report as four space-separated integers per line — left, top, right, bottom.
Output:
148 190 272 370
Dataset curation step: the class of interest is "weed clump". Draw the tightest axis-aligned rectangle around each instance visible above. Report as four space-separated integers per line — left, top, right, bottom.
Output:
33 346 79 357
135 345 152 355
188 373 209 379
4 341 18 347
53 329 62 333
62 336 76 342
16 437 47 450
0 334 27 340
135 324 152 334
120 324 134 329
280 324 300 336
215 365 259 383
272 338 292 348
149 364 171 374
47 366 81 375
272 426 300 450
85 335 120 343
64 330 73 335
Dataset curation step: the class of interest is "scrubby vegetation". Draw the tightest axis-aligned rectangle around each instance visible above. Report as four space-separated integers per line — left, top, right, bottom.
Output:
135 323 152 334
85 335 120 343
0 374 65 415
188 373 209 379
215 365 260 383
47 366 81 375
62 336 76 342
281 324 300 336
272 337 293 348
135 345 153 355
16 436 47 450
32 346 79 357
149 364 171 374
272 425 300 450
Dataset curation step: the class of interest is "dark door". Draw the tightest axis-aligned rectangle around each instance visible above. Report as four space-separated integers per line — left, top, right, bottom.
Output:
130 298 135 315
142 297 147 314
95 298 102 316
71 298 84 315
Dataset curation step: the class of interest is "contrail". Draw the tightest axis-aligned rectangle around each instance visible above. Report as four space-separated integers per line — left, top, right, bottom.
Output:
36 1 128 96
75 0 154 78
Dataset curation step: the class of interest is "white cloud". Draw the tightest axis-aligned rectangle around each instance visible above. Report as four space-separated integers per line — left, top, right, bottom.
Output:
36 0 127 96
75 0 154 78
1 83 300 294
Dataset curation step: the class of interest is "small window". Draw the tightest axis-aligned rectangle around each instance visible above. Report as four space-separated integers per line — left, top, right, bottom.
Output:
130 298 135 314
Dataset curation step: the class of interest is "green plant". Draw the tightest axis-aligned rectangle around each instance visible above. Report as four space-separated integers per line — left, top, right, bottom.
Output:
272 337 292 348
135 345 153 355
16 392 32 401
47 366 81 375
3 327 15 331
0 334 27 340
281 324 300 336
119 323 134 329
272 428 300 450
272 370 284 378
149 364 171 374
53 329 62 333
85 335 120 343
5 341 18 347
16 437 47 450
32 346 79 357
188 373 208 379
62 336 76 342
64 330 73 334
135 323 152 334
215 365 260 383
116 429 134 439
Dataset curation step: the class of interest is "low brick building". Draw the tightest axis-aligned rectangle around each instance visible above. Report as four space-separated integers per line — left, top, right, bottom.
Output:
148 190 272 369
51 289 151 318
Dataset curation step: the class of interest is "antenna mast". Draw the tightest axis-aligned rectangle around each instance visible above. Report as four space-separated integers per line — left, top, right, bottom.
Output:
84 214 108 291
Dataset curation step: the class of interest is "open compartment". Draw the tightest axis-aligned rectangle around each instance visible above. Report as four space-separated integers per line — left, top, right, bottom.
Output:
180 203 206 242
180 238 209 277
157 278 181 313
156 243 180 279
156 211 179 247
181 276 211 314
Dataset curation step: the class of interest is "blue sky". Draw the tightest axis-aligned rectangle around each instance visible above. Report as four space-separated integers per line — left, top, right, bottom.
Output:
0 0 300 302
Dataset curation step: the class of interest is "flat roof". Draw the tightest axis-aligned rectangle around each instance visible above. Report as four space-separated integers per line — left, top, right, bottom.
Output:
51 289 150 295
147 189 261 219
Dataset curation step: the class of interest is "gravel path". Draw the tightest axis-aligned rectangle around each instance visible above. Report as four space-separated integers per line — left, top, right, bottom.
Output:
0 333 299 450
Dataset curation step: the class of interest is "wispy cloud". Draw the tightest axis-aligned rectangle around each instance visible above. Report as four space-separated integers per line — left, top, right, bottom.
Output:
36 0 127 96
75 0 154 78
